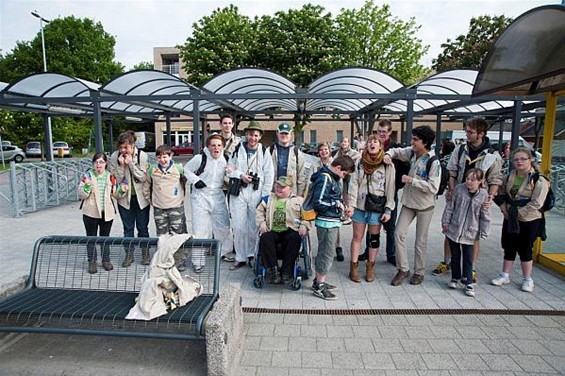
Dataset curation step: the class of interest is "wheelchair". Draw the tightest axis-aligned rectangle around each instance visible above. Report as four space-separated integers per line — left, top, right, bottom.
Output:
253 233 311 290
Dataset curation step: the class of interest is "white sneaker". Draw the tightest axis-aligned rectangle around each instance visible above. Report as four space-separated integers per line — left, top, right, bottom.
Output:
447 279 459 289
491 274 510 286
521 278 534 292
464 285 476 297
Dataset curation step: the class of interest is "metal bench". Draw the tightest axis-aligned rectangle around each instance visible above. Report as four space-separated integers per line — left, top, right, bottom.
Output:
0 235 220 340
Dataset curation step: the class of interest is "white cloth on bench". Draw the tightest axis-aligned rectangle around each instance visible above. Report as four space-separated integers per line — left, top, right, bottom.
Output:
126 233 203 321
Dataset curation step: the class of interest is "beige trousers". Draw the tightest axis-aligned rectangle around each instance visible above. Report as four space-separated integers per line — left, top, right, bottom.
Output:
394 205 435 275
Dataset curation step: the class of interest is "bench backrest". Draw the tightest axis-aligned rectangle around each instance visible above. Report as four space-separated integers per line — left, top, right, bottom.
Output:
27 236 220 296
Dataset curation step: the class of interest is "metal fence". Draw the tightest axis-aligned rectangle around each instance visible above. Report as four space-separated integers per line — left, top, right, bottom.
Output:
2 159 91 217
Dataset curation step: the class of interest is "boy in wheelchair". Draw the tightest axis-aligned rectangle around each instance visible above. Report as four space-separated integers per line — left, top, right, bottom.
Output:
256 176 310 284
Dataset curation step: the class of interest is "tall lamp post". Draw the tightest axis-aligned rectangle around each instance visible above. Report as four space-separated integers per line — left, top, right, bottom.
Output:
31 10 54 161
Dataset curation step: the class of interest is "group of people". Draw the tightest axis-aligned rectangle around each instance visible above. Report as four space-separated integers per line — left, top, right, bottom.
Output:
77 115 551 302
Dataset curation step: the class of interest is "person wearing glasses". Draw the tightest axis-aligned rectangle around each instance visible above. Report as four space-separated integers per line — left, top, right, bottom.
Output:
432 118 503 284
491 147 549 293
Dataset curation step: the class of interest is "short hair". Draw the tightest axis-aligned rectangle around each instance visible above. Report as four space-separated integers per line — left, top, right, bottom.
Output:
466 118 488 136
117 131 136 146
206 133 225 147
465 167 484 181
219 113 233 122
91 152 107 163
332 155 355 173
378 119 392 130
317 142 331 151
156 144 172 156
366 134 381 144
412 125 435 150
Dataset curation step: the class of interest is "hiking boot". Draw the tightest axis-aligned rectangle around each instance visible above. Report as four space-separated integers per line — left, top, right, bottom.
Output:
521 278 534 292
366 261 375 282
312 283 337 301
391 270 410 286
336 247 344 262
465 284 476 297
447 279 459 289
121 251 134 268
88 261 97 274
358 249 368 261
491 274 510 286
268 267 281 284
141 249 151 266
432 262 450 276
102 261 114 271
312 279 336 290
349 261 361 283
410 273 424 285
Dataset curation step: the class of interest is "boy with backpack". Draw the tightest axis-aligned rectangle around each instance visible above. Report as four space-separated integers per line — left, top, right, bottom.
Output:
144 144 187 237
310 155 355 300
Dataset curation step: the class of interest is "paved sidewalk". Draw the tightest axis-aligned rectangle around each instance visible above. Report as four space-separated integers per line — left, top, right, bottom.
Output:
1 173 564 375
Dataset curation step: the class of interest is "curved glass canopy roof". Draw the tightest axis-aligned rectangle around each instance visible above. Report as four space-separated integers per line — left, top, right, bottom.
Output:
473 5 565 96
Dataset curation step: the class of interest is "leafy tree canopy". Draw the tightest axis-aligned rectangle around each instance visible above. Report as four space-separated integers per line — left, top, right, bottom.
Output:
334 2 429 85
179 5 255 86
432 15 512 72
132 62 154 70
0 16 124 84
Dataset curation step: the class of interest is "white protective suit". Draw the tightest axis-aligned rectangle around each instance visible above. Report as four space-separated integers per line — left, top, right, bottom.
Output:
227 143 274 263
184 147 233 267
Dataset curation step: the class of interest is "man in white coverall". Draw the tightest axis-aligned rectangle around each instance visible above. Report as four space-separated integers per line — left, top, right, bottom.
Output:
184 134 233 272
226 120 274 270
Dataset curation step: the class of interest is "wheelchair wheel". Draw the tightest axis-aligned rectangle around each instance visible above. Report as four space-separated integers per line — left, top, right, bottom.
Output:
291 276 302 291
253 275 265 289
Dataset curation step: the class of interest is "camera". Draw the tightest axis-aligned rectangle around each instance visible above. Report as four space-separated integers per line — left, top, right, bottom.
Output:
250 172 260 190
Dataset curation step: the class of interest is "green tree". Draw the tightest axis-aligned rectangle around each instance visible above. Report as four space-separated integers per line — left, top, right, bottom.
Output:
432 15 512 72
252 4 336 87
334 2 429 85
179 5 255 86
133 62 154 70
0 16 124 84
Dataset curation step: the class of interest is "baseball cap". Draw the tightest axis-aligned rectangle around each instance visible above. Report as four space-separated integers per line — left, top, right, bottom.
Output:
277 123 292 134
275 176 293 187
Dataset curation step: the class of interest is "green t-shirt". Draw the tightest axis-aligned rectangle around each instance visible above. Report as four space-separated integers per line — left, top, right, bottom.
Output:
510 175 525 197
271 198 287 233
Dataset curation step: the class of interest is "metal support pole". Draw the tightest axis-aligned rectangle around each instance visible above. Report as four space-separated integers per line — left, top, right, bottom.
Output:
165 112 172 146
91 91 104 153
435 113 442 156
191 88 201 152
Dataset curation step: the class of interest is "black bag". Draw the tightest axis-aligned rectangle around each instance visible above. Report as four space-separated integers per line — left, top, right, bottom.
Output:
365 193 386 213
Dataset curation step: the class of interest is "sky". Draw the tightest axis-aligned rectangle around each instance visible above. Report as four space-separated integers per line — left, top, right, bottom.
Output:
0 0 560 70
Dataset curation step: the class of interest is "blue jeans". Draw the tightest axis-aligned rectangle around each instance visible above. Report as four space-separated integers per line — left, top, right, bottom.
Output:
118 197 150 252
447 238 473 284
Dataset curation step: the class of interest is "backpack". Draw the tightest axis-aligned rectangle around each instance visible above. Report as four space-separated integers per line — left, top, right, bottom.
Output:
532 173 555 212
195 151 228 176
410 151 448 196
302 173 331 221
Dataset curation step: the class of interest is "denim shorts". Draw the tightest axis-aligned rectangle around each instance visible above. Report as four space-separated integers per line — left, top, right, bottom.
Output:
351 208 382 225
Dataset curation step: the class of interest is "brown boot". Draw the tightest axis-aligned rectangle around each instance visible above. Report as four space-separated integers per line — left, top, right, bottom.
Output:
366 261 375 282
349 261 361 283
88 261 97 274
141 248 151 265
121 251 134 268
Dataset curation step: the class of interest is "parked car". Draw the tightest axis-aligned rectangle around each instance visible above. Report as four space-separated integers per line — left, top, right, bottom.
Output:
171 142 195 156
1 145 25 163
25 141 42 158
53 141 72 157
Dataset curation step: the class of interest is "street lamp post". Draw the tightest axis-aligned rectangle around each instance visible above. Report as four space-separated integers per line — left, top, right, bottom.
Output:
31 10 54 161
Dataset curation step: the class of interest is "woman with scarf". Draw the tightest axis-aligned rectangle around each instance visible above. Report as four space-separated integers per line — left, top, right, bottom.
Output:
345 135 396 282
491 147 549 293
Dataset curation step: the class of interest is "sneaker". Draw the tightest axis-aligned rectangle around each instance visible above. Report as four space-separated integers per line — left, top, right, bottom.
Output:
312 279 336 291
465 284 476 297
335 247 344 262
491 274 510 286
432 262 450 276
472 270 477 284
221 254 235 263
312 284 337 300
194 265 204 273
521 278 534 292
447 279 459 289
229 261 246 270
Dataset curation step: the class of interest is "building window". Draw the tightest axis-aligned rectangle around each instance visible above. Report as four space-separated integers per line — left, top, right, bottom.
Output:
310 130 317 144
336 130 343 143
